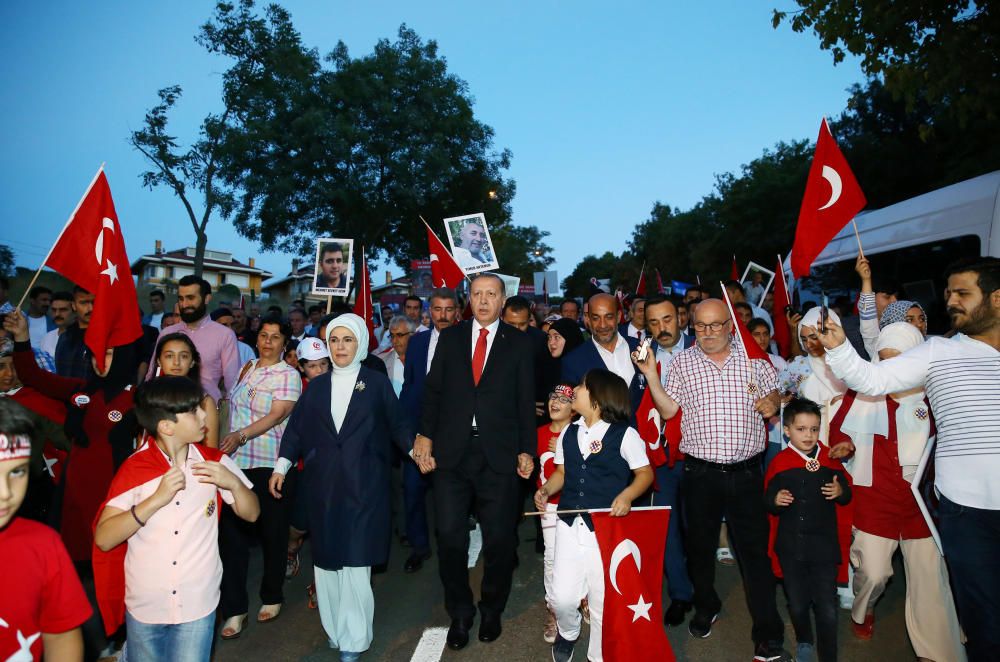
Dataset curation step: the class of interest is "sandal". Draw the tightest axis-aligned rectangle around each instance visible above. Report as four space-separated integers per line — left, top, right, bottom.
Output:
257 603 282 623
307 583 318 610
220 614 248 640
716 547 736 566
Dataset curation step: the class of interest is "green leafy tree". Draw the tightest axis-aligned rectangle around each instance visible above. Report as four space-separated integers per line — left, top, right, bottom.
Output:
561 252 623 298
0 244 14 277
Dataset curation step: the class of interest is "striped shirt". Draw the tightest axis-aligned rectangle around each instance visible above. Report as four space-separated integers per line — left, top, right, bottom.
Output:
825 334 1000 509
663 344 777 463
228 360 302 470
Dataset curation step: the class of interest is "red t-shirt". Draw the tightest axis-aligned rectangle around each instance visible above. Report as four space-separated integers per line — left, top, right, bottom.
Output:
536 424 562 505
0 518 92 661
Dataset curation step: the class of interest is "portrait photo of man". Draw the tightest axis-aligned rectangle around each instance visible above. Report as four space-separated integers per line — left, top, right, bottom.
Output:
313 238 353 295
444 213 499 274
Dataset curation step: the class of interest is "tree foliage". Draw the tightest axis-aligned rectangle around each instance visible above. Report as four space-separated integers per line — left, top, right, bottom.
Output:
0 244 15 277
772 1 1000 131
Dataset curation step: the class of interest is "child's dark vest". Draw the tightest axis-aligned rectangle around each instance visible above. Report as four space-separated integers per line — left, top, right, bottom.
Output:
558 421 632 530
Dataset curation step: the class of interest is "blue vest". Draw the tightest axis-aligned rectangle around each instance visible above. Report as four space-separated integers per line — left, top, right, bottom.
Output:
558 422 632 530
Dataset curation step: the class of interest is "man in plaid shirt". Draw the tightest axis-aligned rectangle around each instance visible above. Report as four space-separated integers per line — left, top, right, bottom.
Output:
637 298 787 662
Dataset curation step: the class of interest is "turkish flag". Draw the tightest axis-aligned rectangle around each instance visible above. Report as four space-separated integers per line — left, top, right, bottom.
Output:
592 509 675 662
425 223 465 289
45 169 141 371
635 267 647 296
352 246 377 351
655 269 665 295
772 255 792 358
635 365 667 468
791 118 867 278
721 282 773 367
730 255 740 281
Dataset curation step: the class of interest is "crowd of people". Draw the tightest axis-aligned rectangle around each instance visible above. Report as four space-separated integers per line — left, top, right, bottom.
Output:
0 252 997 662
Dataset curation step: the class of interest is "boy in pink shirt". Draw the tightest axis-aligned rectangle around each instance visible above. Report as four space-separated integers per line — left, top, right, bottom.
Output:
94 376 259 659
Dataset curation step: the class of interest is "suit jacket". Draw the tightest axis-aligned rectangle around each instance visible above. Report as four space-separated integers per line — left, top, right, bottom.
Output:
420 320 535 472
561 335 643 414
399 329 432 428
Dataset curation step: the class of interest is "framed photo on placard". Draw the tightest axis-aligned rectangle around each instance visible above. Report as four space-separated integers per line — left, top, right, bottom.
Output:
312 238 353 296
443 212 499 275
740 261 776 307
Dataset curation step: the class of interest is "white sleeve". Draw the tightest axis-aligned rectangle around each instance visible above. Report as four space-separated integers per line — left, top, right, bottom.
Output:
219 454 255 504
825 337 932 396
554 425 570 465
272 457 293 477
620 427 651 470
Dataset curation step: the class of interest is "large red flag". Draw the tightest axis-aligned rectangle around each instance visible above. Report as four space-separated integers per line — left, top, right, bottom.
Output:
44 169 140 371
592 508 675 662
424 222 465 289
352 246 377 351
730 255 740 281
721 282 773 367
771 255 792 358
791 118 867 278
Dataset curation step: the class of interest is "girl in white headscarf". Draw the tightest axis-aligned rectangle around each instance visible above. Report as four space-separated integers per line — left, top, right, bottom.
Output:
269 314 416 662
826 322 965 661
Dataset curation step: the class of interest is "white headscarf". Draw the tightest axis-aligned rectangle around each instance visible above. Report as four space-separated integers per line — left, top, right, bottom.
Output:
796 306 847 404
325 314 369 431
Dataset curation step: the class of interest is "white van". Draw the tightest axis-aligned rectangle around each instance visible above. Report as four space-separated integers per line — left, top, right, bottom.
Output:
785 170 1000 333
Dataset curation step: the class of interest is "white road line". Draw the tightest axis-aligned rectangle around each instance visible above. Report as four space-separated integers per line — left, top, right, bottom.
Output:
409 627 449 662
467 522 483 568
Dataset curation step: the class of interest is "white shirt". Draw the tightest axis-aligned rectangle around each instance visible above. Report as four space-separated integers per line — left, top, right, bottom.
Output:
425 327 441 374
453 246 488 270
593 335 636 387
825 333 1000 509
40 328 61 363
554 419 649 468
28 314 48 349
624 323 644 341
148 312 164 329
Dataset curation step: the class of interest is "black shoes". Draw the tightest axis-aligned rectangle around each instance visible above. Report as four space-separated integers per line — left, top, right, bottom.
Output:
551 633 577 662
478 614 502 642
752 642 792 662
403 550 431 573
664 599 693 626
446 617 473 650
688 610 719 638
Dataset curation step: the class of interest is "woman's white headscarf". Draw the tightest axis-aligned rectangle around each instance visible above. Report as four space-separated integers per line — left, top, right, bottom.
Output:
325 314 370 431
796 306 847 404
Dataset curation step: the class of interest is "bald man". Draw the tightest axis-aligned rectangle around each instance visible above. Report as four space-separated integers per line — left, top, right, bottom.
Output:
561 293 643 414
632 299 786 660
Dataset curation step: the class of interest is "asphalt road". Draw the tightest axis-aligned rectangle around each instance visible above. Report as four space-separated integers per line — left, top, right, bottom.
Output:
212 511 917 661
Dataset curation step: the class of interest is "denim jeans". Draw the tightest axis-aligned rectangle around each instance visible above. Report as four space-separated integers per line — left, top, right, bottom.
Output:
937 494 1000 662
125 610 215 662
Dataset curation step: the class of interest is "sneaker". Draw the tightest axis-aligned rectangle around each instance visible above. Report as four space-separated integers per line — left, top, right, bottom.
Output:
716 547 737 566
794 642 816 662
688 610 719 638
543 608 558 644
285 550 300 578
852 613 874 640
752 641 793 662
551 633 576 662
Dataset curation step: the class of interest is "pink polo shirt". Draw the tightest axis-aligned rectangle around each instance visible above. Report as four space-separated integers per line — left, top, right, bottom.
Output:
106 444 252 624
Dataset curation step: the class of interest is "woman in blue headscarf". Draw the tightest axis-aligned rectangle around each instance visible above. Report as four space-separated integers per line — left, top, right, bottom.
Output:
268 314 415 661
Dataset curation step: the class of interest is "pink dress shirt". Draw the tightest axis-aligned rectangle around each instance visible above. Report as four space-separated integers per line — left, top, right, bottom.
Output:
147 316 241 401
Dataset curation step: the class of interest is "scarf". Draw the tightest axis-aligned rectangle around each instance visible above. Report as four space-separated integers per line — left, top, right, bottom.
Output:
879 300 925 330
326 314 368 432
796 307 847 438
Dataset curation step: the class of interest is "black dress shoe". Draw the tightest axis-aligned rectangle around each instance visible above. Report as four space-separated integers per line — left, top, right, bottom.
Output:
403 550 431 573
664 600 693 626
478 615 502 642
447 618 473 650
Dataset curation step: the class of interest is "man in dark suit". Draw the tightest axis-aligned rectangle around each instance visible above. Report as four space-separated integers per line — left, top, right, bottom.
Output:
414 273 535 650
398 288 458 572
562 293 643 414
618 295 646 342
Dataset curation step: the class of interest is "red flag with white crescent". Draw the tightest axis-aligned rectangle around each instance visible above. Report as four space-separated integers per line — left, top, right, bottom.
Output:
425 223 466 289
721 282 773 367
352 246 377 351
44 168 141 371
791 118 867 278
655 269 666 295
592 509 675 661
635 364 667 468
772 255 793 358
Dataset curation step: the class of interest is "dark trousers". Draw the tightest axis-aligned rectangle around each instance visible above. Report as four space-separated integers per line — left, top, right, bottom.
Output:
779 557 838 662
682 455 783 646
219 467 296 618
432 435 519 621
403 460 431 554
938 495 1000 662
651 461 694 601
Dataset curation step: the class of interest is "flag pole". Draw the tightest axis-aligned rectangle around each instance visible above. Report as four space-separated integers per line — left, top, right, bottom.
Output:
15 163 105 311
523 505 671 517
635 260 646 293
721 281 757 396
851 219 865 259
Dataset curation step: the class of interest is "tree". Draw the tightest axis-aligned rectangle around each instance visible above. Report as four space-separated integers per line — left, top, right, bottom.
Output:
772 1 1000 131
0 244 14 277
561 252 623 298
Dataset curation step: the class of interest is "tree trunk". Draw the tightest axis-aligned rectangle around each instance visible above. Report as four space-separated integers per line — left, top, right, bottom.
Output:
193 231 208 279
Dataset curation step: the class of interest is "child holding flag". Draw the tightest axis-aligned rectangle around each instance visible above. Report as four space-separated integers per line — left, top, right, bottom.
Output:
765 398 852 662
93 377 259 659
534 369 653 662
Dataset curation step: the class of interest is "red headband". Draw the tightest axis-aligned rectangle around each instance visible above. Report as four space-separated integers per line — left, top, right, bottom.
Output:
0 434 31 462
553 385 575 399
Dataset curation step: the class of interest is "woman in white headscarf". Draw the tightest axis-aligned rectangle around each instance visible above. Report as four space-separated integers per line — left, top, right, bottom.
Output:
269 314 416 662
826 322 965 661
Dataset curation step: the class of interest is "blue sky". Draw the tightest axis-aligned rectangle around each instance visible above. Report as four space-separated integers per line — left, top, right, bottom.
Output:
0 1 864 289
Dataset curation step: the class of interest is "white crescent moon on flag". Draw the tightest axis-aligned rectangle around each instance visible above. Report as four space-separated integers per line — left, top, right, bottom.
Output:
646 407 662 450
94 217 115 265
430 254 439 262
539 451 555 484
818 166 843 210
609 538 642 595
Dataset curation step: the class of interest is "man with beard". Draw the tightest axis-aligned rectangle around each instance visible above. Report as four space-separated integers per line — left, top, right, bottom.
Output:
819 256 1000 661
147 276 240 401
561 293 643 414
452 221 490 269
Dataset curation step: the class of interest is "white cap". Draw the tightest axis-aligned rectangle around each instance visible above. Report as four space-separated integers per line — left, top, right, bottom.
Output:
297 337 329 362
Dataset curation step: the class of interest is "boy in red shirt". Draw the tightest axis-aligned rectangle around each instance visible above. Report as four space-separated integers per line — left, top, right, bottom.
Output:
0 398 91 661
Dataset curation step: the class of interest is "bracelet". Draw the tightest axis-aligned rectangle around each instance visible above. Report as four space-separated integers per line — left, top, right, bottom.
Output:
131 505 146 527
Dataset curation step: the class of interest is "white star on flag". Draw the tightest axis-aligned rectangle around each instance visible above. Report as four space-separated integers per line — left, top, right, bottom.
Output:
627 594 653 622
44 456 58 478
100 259 118 284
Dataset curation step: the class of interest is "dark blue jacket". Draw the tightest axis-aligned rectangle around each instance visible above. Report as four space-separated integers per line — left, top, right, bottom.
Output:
560 335 643 414
399 328 432 428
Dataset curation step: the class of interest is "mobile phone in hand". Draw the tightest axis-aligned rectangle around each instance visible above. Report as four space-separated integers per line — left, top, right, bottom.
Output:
636 336 652 362
820 293 830 333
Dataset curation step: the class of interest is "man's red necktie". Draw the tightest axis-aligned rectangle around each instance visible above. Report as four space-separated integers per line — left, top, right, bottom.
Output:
472 327 489 385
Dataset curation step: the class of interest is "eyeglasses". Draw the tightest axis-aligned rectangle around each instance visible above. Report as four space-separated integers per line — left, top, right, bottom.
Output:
548 393 574 404
692 320 731 332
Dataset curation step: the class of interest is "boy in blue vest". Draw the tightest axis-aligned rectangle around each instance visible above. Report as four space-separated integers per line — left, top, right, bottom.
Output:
534 368 653 662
